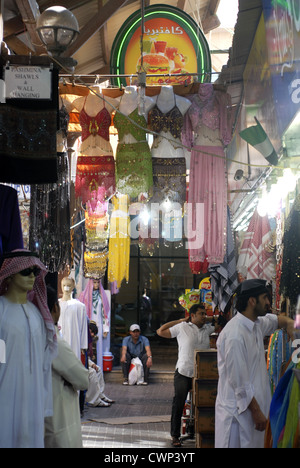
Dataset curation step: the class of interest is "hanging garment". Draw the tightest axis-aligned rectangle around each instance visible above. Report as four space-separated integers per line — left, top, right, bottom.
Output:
0 68 59 184
237 208 275 282
108 195 130 288
114 108 153 198
151 157 186 205
79 99 111 143
182 83 232 149
209 206 238 312
188 145 227 264
280 194 300 305
0 184 24 255
149 94 184 140
269 361 300 448
75 155 116 203
29 153 71 273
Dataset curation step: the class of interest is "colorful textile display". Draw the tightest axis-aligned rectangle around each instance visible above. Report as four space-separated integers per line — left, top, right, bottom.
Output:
184 84 232 267
267 330 292 395
269 361 300 448
108 195 130 288
237 208 275 282
75 155 115 203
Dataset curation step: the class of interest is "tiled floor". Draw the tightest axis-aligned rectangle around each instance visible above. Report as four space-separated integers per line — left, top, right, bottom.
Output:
81 380 195 449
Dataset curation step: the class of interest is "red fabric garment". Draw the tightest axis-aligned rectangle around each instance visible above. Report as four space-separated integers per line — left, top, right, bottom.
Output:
79 105 111 142
75 156 116 203
237 209 275 282
0 249 57 358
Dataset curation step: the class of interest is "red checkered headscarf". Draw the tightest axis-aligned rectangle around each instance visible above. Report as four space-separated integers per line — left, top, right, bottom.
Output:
0 249 57 358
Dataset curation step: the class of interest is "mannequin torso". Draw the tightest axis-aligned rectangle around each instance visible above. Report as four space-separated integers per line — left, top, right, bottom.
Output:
117 86 155 145
73 87 118 156
150 86 191 158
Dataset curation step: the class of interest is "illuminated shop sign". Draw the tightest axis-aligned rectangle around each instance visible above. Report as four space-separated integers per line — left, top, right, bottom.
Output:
110 4 211 87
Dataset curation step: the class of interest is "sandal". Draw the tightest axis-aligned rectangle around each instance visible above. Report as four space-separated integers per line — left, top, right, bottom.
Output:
171 437 182 447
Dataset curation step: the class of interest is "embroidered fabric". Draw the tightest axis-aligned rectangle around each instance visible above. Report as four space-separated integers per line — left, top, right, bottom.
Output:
116 142 153 198
75 156 116 203
79 98 111 142
114 108 148 142
151 157 186 205
182 84 232 148
0 105 58 184
149 95 184 140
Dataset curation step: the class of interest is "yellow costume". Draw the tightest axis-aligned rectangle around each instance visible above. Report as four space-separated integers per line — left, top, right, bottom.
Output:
108 195 130 288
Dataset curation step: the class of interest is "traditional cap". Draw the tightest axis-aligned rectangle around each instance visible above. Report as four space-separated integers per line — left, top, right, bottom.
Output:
235 279 270 298
130 324 141 332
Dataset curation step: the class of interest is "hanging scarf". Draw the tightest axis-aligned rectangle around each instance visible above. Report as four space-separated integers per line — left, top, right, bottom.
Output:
79 279 110 326
0 249 57 358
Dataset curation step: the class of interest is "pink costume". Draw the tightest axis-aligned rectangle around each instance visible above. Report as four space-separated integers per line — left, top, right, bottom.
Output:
183 84 232 267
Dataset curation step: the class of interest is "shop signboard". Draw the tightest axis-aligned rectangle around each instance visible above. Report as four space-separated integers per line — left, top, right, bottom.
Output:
263 0 300 135
5 65 52 100
110 4 211 87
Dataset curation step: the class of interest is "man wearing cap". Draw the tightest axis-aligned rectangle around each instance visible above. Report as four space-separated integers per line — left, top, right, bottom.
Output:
121 324 152 385
215 279 295 449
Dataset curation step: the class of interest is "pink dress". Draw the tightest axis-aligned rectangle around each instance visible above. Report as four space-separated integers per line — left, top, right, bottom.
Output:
183 84 232 267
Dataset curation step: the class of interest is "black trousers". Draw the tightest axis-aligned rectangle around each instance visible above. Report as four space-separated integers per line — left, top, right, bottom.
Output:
171 370 192 438
122 352 150 383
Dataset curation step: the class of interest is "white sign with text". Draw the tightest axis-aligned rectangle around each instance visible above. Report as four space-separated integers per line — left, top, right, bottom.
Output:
5 66 51 100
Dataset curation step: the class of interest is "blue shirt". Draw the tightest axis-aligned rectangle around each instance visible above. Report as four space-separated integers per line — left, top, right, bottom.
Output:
122 335 150 359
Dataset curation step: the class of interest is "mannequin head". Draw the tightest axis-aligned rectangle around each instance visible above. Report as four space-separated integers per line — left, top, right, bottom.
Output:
61 277 75 292
93 279 100 291
0 251 45 304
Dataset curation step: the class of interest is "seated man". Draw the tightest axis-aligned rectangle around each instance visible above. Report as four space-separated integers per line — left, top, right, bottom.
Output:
121 324 152 385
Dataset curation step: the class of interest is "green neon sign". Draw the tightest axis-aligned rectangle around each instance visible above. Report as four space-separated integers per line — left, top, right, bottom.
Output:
110 4 211 87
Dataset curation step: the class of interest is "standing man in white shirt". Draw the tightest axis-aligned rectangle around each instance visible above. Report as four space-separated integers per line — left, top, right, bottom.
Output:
157 303 215 447
215 279 295 449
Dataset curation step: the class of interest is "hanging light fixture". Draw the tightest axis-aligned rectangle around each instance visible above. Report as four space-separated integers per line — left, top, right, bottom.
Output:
36 6 79 72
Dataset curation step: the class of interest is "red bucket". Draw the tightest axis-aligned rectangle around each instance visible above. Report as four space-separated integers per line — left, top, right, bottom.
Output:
103 353 114 372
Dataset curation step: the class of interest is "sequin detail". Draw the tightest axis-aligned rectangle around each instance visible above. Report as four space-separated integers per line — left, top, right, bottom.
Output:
149 96 184 139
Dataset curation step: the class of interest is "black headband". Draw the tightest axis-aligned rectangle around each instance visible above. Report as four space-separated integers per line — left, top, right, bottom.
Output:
0 251 39 268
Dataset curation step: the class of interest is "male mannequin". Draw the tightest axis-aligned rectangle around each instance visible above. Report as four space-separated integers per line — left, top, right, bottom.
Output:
58 277 88 361
150 85 191 159
0 250 55 448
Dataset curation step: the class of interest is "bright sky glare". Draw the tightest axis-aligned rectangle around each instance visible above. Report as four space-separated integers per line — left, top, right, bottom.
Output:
217 0 239 28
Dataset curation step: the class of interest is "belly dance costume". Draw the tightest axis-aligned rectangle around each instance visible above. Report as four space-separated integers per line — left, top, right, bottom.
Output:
113 108 153 199
107 195 130 288
149 96 186 206
75 99 115 203
76 98 115 279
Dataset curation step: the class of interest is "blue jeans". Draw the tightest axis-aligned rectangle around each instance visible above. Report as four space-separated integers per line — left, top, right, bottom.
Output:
171 370 192 438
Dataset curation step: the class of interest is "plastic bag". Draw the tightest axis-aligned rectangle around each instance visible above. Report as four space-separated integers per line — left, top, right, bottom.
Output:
128 357 144 385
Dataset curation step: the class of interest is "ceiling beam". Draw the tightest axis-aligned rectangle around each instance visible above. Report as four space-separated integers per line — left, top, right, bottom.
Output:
15 0 46 55
38 0 91 12
64 0 130 58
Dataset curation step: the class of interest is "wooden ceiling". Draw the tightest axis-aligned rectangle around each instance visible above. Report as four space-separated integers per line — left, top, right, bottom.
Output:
2 0 221 77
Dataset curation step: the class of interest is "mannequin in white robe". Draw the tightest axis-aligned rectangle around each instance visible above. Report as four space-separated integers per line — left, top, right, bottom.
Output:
0 251 55 448
58 277 88 361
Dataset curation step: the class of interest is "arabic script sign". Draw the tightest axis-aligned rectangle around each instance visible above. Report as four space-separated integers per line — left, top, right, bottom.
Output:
110 4 211 87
